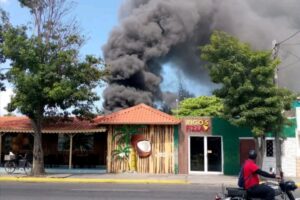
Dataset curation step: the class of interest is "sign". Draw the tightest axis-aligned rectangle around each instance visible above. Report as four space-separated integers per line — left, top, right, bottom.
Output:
185 119 210 132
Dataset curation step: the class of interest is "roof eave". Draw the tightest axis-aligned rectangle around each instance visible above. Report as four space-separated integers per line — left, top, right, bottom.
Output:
96 122 181 125
0 128 107 134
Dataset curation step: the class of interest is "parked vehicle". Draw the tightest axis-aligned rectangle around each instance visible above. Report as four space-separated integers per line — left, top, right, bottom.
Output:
4 152 32 175
215 171 298 200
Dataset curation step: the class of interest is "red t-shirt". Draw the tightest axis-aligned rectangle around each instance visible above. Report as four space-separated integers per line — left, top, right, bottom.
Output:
243 159 259 189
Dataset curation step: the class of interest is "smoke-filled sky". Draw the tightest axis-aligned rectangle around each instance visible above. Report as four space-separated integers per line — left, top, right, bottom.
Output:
103 0 300 112
1 0 300 115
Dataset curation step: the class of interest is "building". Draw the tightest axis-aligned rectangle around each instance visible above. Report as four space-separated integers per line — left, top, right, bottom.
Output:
0 116 107 168
0 103 297 176
95 103 181 174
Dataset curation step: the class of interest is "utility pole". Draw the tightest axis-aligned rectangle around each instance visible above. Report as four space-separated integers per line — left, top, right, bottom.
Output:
272 40 279 87
271 31 300 174
272 39 282 174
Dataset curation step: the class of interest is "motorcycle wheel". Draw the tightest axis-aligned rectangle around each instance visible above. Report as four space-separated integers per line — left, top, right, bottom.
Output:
4 161 16 174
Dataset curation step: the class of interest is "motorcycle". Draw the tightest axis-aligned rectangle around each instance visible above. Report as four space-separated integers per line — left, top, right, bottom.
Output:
215 171 298 200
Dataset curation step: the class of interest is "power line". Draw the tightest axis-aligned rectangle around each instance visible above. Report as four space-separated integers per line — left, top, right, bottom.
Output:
277 49 300 71
284 50 300 60
281 43 300 46
280 60 300 71
277 30 300 45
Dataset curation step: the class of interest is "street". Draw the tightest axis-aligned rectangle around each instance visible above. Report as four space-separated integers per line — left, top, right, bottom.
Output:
0 182 223 200
2 182 300 200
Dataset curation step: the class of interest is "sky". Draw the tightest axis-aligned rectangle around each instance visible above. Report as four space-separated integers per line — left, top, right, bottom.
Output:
5 0 294 115
0 0 124 115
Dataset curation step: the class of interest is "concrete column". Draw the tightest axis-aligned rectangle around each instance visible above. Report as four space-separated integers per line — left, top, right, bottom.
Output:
69 134 75 169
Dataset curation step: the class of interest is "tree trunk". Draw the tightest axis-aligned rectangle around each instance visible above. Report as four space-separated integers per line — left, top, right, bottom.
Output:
31 117 45 176
0 133 3 166
275 132 282 174
254 136 266 168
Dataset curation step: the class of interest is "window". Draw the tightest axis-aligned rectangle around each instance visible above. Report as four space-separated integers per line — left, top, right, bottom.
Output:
266 140 274 157
58 134 94 152
4 134 33 154
4 135 13 153
58 134 69 151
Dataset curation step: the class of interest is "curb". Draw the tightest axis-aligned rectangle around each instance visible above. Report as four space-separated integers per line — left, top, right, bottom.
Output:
0 177 188 184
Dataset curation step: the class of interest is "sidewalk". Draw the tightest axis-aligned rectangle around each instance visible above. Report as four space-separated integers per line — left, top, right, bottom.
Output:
0 168 299 186
0 173 236 185
0 167 236 185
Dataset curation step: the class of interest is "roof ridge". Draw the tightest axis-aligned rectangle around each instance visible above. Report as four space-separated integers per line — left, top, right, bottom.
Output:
141 104 178 120
96 103 180 125
102 103 144 118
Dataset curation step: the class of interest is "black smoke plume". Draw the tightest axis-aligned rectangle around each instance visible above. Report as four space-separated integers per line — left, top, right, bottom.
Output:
103 0 300 112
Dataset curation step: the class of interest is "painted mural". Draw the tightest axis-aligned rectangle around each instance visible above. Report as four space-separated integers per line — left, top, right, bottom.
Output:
107 125 175 174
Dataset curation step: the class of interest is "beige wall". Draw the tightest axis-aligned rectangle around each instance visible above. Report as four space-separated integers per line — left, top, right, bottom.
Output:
178 117 212 174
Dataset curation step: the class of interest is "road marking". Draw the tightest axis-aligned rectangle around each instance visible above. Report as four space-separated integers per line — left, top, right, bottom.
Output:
71 188 149 192
0 177 187 184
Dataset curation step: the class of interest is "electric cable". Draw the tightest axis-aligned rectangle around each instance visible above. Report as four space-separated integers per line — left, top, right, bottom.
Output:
277 30 300 45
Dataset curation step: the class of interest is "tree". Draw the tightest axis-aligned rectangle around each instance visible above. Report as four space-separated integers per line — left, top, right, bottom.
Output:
172 96 223 118
201 31 294 167
0 9 8 91
1 0 107 175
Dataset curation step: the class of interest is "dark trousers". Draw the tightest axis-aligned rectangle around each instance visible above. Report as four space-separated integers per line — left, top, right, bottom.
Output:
247 184 275 200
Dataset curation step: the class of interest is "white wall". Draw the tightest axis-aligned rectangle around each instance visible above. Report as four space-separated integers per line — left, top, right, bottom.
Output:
261 138 297 177
282 138 297 177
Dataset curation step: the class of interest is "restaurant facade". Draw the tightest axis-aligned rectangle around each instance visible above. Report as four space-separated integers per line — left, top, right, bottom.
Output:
0 103 297 176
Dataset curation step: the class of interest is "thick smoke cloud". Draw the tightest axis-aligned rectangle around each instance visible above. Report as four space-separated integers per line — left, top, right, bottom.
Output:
103 0 300 112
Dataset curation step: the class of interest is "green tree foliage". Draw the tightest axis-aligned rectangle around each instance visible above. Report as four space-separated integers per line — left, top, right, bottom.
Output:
201 31 294 166
0 9 8 91
201 31 293 136
0 0 107 175
172 96 223 118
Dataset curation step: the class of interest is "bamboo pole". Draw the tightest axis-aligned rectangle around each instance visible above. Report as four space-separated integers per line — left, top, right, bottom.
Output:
165 127 170 173
149 126 154 173
107 126 112 173
170 126 174 173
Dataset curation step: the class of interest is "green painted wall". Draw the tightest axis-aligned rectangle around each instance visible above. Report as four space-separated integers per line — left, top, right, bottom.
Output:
212 118 252 175
264 118 296 138
292 101 300 108
211 117 296 175
282 118 296 138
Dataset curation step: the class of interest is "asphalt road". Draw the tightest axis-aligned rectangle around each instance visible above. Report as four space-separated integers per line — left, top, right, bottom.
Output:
1 182 300 200
0 182 221 200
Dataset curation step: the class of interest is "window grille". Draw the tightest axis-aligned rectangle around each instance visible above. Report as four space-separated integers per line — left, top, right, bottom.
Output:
266 140 274 157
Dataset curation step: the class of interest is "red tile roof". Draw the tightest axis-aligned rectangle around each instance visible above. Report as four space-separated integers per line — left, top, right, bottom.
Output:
95 103 181 125
0 116 105 133
0 104 180 132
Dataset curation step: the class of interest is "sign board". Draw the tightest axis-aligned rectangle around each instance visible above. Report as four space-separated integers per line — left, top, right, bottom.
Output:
184 118 211 133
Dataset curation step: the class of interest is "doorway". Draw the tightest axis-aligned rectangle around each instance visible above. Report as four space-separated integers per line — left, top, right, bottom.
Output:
239 138 255 166
189 136 223 173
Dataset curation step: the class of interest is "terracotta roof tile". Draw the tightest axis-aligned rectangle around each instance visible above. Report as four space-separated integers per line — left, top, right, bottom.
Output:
95 103 181 125
0 104 180 132
0 116 105 133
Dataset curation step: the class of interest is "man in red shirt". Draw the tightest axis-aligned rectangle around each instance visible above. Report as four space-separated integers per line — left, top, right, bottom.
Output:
244 149 276 200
